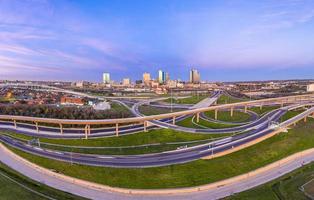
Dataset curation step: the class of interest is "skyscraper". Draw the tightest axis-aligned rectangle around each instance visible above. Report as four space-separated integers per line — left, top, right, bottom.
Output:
190 69 200 83
158 70 166 84
103 73 110 84
165 72 170 82
143 72 151 85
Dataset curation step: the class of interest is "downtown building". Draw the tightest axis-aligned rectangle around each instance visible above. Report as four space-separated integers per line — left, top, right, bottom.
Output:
189 69 200 84
158 70 166 84
103 72 110 84
143 72 151 85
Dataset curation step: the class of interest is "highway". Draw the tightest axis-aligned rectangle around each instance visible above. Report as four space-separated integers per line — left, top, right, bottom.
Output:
2 141 314 200
1 104 312 168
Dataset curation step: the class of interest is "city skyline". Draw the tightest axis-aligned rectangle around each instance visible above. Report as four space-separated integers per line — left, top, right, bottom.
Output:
1 0 314 82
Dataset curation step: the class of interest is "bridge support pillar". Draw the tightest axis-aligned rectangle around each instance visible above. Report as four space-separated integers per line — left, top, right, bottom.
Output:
144 121 147 132
215 109 218 120
244 105 248 113
172 116 176 125
259 104 263 110
115 124 119 136
304 117 307 123
84 125 89 139
196 113 200 123
230 107 234 117
281 101 284 108
13 120 17 129
35 122 39 133
59 124 63 135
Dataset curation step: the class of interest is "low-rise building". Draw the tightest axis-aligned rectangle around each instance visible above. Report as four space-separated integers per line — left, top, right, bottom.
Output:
93 101 111 110
307 84 314 92
60 97 84 106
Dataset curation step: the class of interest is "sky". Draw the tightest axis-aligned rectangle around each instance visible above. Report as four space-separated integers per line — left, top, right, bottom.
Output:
0 0 314 82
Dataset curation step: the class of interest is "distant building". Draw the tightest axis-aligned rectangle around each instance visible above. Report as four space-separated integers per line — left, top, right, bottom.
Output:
93 101 111 110
165 72 170 82
190 69 200 84
158 70 166 84
60 97 84 106
307 84 314 92
103 73 110 84
143 72 151 85
135 80 143 85
75 81 88 88
122 78 131 86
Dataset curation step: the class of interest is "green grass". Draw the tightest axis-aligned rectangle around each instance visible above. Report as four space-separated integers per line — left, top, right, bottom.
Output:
138 105 183 115
164 95 209 104
2 129 221 148
7 118 314 189
4 131 222 155
280 108 306 122
204 110 252 123
249 105 280 115
0 162 86 200
226 161 314 200
110 102 132 113
217 94 246 104
176 116 239 129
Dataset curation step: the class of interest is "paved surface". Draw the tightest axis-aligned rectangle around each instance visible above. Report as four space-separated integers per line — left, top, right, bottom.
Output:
190 91 221 109
1 141 314 200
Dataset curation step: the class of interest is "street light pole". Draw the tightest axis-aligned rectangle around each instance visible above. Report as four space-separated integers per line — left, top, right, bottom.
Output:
171 89 173 112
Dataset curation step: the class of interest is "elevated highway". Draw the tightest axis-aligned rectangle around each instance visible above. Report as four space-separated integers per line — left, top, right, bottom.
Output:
1 104 313 168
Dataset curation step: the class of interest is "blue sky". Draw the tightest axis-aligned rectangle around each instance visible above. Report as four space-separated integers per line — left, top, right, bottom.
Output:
0 0 314 82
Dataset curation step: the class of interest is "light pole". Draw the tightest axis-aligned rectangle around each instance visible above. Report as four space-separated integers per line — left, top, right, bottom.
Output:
171 89 173 112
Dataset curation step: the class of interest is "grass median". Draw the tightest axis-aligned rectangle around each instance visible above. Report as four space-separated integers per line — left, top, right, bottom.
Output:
2 129 227 155
204 110 252 123
5 118 314 189
176 116 238 129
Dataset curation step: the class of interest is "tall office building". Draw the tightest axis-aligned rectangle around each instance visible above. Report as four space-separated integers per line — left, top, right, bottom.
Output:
165 72 170 82
122 78 131 86
158 70 166 84
189 69 200 83
103 73 110 84
143 72 151 85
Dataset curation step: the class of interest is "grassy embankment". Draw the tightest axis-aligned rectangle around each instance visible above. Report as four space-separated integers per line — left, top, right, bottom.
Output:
204 110 251 123
217 94 247 104
176 116 238 129
2 129 225 155
226 160 314 200
138 105 183 115
164 95 210 104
